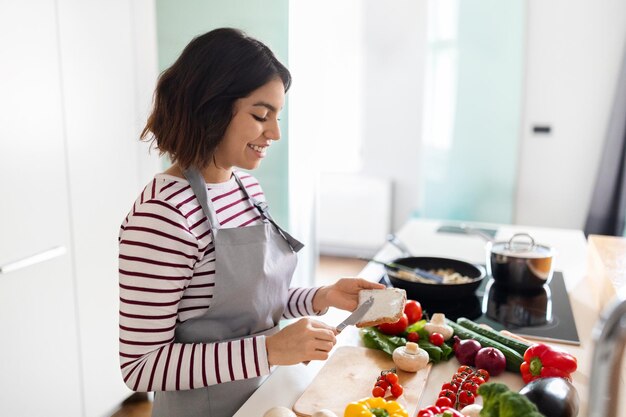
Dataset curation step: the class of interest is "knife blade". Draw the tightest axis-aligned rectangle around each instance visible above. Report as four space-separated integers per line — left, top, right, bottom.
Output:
336 296 374 333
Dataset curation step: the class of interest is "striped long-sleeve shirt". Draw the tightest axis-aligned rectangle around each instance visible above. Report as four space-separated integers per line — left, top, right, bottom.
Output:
118 172 320 392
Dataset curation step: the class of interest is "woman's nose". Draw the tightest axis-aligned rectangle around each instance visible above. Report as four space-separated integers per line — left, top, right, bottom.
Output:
265 119 281 141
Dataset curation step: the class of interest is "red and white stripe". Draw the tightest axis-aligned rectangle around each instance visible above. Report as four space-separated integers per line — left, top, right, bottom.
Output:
119 172 320 392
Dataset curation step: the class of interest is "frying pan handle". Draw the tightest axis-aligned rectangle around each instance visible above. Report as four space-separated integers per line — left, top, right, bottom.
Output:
460 224 494 243
386 234 412 257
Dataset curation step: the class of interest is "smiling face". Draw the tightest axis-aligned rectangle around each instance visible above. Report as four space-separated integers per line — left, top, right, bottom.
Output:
208 77 285 181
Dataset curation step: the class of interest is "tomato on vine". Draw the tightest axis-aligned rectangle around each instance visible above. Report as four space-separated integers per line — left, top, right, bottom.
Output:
441 382 459 392
385 372 399 385
390 383 404 398
458 390 475 406
438 389 456 403
372 386 385 398
474 369 490 382
469 375 486 385
372 369 404 399
462 381 479 395
435 396 453 408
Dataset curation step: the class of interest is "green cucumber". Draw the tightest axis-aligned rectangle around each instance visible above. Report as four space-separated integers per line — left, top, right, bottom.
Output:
446 319 524 373
456 317 531 356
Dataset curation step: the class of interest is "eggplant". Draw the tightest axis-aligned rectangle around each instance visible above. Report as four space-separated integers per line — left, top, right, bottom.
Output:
519 377 580 417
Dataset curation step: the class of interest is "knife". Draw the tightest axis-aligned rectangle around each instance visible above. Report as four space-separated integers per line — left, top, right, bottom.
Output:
336 296 374 333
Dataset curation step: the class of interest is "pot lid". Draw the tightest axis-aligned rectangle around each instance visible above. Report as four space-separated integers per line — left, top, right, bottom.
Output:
490 233 553 258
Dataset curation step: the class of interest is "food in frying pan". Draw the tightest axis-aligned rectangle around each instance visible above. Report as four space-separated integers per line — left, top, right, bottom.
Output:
392 268 474 285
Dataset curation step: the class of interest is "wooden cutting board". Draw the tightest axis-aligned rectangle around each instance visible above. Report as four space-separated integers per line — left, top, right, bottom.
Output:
292 346 431 417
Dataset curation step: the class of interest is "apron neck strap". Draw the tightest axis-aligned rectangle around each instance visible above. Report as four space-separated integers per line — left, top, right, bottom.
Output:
183 169 304 252
232 172 270 219
234 172 304 253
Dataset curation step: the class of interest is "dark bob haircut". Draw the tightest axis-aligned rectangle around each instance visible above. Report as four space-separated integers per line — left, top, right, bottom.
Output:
141 28 291 169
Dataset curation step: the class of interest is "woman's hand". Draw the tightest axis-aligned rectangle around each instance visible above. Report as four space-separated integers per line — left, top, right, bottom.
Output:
312 278 385 313
265 318 337 365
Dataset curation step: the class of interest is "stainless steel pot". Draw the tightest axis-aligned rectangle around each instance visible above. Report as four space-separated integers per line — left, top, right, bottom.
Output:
487 233 554 292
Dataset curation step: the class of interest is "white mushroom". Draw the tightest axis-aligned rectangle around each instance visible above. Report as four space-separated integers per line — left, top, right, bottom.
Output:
423 313 454 340
263 406 297 417
460 404 482 417
392 342 429 372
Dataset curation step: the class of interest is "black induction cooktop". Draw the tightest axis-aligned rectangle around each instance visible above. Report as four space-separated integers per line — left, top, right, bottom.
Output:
381 271 580 345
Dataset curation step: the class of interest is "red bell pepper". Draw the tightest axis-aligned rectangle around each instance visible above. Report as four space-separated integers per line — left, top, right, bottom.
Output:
520 343 578 384
417 405 464 417
417 406 441 417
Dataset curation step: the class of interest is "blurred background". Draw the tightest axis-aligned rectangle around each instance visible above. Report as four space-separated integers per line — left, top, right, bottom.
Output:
1 0 625 416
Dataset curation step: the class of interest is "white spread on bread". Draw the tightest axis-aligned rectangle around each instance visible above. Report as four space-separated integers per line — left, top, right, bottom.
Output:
355 288 406 328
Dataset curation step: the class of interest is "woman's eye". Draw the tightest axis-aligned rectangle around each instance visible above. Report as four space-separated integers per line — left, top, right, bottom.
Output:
252 114 268 122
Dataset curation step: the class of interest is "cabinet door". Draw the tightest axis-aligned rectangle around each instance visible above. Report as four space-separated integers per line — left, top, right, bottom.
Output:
0 1 83 416
56 0 161 414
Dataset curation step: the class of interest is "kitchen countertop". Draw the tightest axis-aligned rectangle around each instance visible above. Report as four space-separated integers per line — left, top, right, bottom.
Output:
235 218 623 416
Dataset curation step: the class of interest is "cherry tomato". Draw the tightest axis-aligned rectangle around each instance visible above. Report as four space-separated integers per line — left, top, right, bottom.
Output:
429 332 445 346
404 300 423 324
452 375 466 384
438 389 457 403
470 375 486 386
458 390 475 406
390 383 404 398
377 313 409 335
407 332 420 343
435 396 453 408
375 380 390 390
385 372 399 385
457 365 473 374
441 382 459 391
372 386 385 397
462 381 479 394
475 369 490 382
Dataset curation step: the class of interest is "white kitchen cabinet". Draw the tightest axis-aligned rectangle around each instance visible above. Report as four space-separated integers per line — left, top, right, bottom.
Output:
56 0 160 415
0 0 159 416
0 1 83 416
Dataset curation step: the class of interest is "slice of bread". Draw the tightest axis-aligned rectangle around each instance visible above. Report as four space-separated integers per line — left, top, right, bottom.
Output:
355 288 406 328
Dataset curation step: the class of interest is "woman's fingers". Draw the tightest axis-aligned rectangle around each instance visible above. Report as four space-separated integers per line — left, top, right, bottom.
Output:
266 318 338 365
308 321 338 338
360 278 386 290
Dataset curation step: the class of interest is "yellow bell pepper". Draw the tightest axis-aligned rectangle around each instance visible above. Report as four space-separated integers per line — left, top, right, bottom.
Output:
344 397 408 417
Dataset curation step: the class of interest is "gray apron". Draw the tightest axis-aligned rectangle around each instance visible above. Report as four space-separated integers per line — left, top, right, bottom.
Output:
152 169 303 417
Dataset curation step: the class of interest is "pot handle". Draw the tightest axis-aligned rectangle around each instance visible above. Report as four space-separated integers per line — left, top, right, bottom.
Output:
506 233 536 251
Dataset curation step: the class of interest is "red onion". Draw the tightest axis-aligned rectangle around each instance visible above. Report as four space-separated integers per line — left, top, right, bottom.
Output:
453 336 482 366
474 347 506 376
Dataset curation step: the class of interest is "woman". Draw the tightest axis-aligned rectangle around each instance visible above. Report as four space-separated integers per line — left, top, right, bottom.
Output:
118 28 384 417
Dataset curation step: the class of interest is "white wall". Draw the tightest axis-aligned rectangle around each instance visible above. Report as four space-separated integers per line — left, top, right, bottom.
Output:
516 0 626 229
289 0 428 257
360 0 429 231
292 0 626 250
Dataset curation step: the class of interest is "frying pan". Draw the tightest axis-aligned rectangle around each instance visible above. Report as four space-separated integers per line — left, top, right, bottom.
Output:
385 256 486 301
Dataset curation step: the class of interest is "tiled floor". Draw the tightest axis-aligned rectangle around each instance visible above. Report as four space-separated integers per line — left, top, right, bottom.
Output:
110 255 367 417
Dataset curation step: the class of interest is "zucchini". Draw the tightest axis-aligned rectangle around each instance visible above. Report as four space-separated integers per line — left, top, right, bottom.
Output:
446 319 523 373
456 317 531 356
